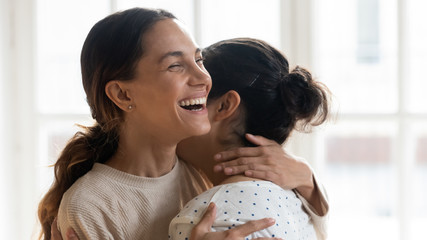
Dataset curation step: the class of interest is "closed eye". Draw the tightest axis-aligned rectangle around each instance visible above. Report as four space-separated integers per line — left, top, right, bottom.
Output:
168 63 183 71
196 57 204 65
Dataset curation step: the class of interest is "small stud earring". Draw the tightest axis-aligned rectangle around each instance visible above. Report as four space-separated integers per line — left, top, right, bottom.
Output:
128 105 133 110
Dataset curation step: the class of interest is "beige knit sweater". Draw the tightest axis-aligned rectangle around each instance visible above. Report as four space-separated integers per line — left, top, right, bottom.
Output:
57 159 328 240
57 159 212 240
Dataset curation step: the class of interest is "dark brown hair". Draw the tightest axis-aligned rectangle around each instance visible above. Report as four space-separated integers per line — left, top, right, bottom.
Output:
203 38 330 145
37 8 175 239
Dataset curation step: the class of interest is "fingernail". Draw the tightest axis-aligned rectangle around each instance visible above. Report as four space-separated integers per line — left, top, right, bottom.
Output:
267 218 275 224
213 165 222 172
214 154 221 160
245 170 253 176
224 168 232 175
208 202 215 210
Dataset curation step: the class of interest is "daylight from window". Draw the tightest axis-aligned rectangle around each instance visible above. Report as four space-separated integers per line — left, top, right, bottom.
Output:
0 0 426 239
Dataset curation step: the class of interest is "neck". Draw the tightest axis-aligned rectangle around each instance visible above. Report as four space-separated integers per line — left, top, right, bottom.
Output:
190 142 251 186
106 126 178 178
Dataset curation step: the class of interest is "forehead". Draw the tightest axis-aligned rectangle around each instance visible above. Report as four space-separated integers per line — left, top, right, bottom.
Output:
142 18 199 59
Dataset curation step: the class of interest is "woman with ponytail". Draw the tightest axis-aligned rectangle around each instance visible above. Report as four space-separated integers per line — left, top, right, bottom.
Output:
169 38 330 240
37 7 212 240
42 8 331 240
40 8 304 240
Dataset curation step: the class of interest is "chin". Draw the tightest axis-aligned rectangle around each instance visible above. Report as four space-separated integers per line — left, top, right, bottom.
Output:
196 123 211 136
185 119 211 137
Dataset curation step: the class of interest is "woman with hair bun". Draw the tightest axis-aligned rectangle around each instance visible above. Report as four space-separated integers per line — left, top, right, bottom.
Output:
169 38 330 240
44 8 329 240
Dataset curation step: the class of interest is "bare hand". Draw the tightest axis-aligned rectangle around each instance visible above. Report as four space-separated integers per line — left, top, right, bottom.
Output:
191 202 282 240
51 218 79 240
213 133 314 190
213 134 327 215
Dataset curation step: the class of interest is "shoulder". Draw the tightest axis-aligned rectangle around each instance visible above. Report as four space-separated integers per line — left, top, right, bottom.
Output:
59 166 124 217
64 168 109 200
57 169 124 239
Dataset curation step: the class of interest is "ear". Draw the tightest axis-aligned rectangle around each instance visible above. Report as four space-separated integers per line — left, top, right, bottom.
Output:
212 90 241 122
105 81 133 111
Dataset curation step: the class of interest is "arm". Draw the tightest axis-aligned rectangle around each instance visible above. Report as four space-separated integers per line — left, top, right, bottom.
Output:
51 218 79 240
188 203 282 240
53 203 282 240
213 133 329 216
57 194 121 240
294 180 329 240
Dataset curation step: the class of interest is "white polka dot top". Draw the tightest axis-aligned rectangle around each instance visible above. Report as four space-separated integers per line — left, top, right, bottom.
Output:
168 180 317 240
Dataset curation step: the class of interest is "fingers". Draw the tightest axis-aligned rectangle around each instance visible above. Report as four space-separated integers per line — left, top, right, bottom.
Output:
214 134 281 164
190 202 216 238
214 147 262 163
245 170 282 186
231 218 276 236
66 228 79 240
244 133 276 146
51 218 62 240
214 157 255 173
221 162 272 175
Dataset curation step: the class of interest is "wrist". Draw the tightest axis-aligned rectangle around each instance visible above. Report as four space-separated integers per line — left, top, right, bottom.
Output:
295 161 315 194
295 175 315 199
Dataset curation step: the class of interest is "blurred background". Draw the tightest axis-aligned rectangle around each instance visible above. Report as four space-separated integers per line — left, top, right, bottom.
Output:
0 0 426 239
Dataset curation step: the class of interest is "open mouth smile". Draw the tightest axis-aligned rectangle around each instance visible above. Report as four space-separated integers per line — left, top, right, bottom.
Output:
179 97 207 111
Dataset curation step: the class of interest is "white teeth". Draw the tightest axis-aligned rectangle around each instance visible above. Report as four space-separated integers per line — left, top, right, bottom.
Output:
179 97 207 107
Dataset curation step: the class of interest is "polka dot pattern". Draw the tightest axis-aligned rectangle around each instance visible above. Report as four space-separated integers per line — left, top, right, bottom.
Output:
168 181 316 239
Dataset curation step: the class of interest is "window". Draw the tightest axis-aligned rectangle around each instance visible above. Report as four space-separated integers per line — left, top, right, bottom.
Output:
35 0 110 198
2 1 426 239
357 0 380 63
313 0 427 239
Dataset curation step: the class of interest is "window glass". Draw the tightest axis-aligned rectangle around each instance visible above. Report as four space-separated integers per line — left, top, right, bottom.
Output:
315 0 398 114
36 0 110 114
37 118 95 194
322 120 398 240
411 121 427 239
199 0 280 48
116 0 194 32
357 0 380 63
406 0 427 113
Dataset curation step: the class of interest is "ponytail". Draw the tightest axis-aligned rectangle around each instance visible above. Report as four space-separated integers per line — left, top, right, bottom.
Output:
37 123 119 240
37 8 176 239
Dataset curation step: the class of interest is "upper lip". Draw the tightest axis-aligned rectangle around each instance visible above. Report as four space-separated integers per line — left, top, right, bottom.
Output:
178 92 208 103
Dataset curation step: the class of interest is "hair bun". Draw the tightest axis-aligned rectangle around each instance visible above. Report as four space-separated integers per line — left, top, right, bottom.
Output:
281 66 312 92
279 66 312 112
279 66 329 129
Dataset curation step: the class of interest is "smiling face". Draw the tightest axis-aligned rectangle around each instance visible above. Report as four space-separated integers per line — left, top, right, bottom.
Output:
123 18 212 144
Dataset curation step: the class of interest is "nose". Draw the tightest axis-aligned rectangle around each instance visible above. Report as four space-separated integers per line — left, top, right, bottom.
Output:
188 63 211 88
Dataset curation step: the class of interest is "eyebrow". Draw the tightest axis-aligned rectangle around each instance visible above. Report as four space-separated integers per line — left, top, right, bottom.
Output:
158 48 201 63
